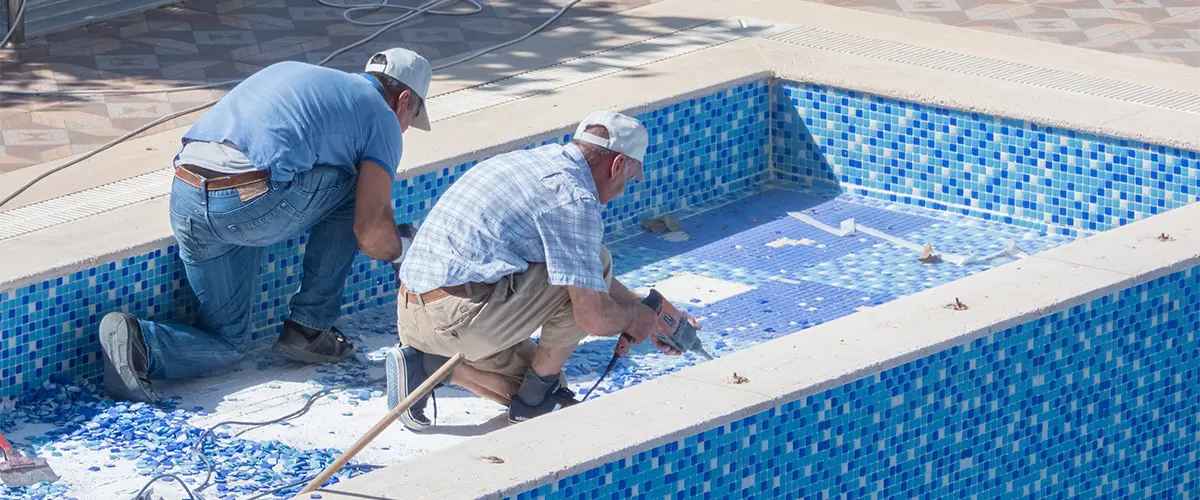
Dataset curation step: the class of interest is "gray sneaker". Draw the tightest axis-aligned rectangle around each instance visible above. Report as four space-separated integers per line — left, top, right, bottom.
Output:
271 320 355 364
385 345 440 431
98 312 157 403
508 380 579 424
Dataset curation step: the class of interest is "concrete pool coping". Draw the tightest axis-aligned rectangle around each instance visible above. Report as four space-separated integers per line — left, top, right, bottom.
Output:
1 0 1197 494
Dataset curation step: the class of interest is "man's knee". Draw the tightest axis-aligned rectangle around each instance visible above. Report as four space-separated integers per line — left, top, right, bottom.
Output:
466 339 536 381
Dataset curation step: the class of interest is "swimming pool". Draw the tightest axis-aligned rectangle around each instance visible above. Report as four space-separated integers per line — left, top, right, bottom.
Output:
2 16 1199 500
491 79 1200 500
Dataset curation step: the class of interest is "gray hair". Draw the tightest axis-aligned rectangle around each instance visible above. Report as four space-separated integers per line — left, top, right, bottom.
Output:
368 71 424 116
571 124 618 167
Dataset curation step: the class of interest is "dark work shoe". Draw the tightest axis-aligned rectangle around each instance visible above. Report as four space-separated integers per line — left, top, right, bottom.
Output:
508 383 580 424
385 345 438 431
98 312 157 403
272 320 355 364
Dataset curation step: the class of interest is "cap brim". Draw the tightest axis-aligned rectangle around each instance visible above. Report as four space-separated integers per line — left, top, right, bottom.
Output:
412 107 431 131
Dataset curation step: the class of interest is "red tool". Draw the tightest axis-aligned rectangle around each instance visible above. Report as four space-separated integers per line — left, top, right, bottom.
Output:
582 289 711 401
0 431 59 487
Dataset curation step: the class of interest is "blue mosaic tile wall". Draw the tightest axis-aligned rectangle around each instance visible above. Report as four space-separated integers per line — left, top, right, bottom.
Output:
0 81 771 403
772 81 1200 236
507 265 1200 499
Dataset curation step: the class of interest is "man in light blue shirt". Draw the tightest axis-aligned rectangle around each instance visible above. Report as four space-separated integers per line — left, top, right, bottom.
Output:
388 111 690 429
97 48 432 403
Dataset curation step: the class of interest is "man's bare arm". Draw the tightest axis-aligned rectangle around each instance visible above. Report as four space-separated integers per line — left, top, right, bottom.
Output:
568 286 657 342
606 277 693 356
607 278 642 305
353 161 404 261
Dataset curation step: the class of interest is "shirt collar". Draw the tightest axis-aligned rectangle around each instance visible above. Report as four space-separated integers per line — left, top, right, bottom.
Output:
562 143 601 200
359 73 386 99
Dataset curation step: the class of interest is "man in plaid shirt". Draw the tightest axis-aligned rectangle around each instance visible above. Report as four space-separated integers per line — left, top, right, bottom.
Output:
389 110 684 428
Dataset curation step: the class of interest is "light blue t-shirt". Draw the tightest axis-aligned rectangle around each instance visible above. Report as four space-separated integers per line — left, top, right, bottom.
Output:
180 61 404 181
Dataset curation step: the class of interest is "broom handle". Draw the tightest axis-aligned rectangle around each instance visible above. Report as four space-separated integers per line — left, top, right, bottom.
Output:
299 352 464 494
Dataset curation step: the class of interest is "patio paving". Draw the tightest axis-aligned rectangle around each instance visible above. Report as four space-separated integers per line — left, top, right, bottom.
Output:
0 0 1197 173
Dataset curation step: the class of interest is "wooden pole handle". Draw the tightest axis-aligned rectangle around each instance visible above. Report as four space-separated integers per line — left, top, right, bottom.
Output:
299 352 465 495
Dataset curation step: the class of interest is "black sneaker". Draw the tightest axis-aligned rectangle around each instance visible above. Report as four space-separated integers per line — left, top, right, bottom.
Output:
98 312 157 403
271 320 355 364
508 383 580 424
385 345 438 431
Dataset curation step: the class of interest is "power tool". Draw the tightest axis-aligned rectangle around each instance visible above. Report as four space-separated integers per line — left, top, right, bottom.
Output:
581 289 713 401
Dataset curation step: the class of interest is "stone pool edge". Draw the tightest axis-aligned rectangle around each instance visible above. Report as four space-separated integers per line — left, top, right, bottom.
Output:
1 0 1197 491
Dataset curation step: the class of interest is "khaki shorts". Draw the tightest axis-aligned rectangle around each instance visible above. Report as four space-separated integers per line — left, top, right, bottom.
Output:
397 245 614 385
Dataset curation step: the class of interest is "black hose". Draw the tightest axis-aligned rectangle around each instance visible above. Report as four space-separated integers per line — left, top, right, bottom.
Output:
130 378 384 500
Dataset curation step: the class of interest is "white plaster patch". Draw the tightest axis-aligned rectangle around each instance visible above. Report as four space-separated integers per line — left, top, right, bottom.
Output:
636 273 755 307
765 237 816 248
661 231 691 242
52 443 146 500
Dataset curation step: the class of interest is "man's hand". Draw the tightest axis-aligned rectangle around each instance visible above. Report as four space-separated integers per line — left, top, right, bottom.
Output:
624 301 659 343
394 223 416 264
599 279 704 356
390 223 417 288
649 335 683 356
647 296 702 357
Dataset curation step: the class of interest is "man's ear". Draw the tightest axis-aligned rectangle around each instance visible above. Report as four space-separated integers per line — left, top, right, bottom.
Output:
399 90 419 115
610 154 626 180
392 90 406 114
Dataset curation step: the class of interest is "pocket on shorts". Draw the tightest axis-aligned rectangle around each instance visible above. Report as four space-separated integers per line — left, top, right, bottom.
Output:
428 296 485 339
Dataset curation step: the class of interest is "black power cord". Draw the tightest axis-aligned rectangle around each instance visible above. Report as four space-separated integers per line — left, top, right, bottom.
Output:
132 377 385 500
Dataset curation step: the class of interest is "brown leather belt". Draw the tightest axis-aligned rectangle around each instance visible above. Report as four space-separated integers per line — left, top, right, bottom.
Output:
175 164 270 191
399 282 492 304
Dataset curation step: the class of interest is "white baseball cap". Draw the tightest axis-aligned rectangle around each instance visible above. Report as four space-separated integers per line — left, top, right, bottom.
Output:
573 110 648 181
365 48 433 131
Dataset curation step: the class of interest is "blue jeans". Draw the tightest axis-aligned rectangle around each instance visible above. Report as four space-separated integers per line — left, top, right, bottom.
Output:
139 165 359 380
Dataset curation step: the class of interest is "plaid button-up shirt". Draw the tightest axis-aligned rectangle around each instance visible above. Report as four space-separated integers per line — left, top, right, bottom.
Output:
398 143 608 294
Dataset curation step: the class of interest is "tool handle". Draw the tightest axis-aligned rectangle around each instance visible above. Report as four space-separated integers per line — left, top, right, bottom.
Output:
0 432 19 459
299 352 464 494
642 289 664 312
614 289 664 357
